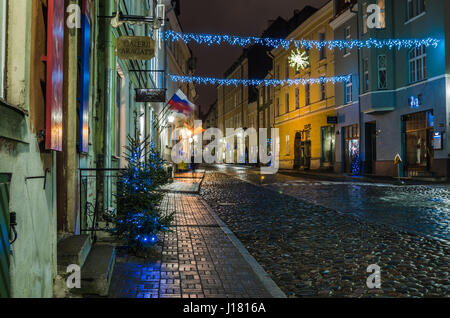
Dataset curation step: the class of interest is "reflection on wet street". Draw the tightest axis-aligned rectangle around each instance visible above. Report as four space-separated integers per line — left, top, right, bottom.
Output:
213 164 450 242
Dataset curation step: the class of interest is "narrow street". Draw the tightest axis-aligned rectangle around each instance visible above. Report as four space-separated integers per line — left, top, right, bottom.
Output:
200 165 450 297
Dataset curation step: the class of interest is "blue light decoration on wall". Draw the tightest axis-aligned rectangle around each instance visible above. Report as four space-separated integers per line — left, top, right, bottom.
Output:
168 74 351 87
165 30 440 51
79 0 91 153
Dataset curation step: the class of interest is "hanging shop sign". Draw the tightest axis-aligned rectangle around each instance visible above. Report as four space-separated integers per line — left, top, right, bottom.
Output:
44 0 65 151
116 36 155 60
135 88 166 103
79 0 91 153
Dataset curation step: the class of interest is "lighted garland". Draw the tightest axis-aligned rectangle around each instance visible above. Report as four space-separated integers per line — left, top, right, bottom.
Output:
165 30 440 50
169 74 351 87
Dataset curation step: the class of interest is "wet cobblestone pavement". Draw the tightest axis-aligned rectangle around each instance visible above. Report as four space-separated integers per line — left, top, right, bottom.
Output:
109 193 273 298
200 167 450 297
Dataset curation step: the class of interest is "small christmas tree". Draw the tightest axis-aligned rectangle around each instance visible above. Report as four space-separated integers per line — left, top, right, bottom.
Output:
112 124 173 255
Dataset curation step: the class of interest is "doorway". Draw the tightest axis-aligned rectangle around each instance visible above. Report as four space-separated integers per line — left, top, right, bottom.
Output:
403 111 434 176
294 130 311 170
343 124 360 174
365 122 377 174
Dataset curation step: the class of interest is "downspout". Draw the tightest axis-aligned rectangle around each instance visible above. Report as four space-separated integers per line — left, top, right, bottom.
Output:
350 3 363 175
103 0 115 209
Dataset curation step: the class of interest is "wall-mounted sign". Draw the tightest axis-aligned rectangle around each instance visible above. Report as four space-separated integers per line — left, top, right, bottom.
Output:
44 0 65 151
327 116 338 124
409 94 423 109
79 0 91 154
433 132 443 150
116 36 155 60
135 89 166 103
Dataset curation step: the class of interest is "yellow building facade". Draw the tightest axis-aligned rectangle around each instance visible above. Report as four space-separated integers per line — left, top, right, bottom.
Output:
273 2 336 170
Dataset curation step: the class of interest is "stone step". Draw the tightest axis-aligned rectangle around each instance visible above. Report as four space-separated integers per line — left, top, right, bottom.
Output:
76 244 116 296
57 235 91 271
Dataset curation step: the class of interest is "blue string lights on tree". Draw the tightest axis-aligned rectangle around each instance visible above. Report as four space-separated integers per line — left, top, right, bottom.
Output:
165 30 440 51
168 74 352 87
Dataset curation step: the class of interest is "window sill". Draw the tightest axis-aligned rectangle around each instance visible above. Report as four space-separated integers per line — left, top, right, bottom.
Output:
0 98 29 116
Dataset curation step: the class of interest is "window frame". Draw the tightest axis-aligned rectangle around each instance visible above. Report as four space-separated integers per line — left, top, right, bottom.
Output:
363 58 369 92
406 0 426 22
285 92 289 113
409 45 427 83
305 83 310 106
344 26 351 56
345 76 353 104
295 87 300 109
378 54 387 89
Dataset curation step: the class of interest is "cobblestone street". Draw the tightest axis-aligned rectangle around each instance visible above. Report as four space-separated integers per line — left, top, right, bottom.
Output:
200 166 450 297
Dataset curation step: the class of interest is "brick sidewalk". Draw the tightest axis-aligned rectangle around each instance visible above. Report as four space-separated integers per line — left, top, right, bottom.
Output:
109 190 277 298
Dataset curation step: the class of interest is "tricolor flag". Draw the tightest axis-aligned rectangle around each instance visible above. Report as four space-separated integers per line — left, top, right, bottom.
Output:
168 89 196 116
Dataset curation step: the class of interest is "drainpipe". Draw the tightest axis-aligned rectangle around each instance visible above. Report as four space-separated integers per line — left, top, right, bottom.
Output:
350 3 363 175
103 0 115 209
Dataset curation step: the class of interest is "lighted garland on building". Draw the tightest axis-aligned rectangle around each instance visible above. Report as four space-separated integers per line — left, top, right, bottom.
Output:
165 30 440 50
169 74 351 87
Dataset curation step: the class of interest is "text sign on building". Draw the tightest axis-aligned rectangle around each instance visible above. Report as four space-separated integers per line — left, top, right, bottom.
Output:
116 36 155 60
79 0 91 153
327 116 338 124
45 0 65 151
135 89 166 103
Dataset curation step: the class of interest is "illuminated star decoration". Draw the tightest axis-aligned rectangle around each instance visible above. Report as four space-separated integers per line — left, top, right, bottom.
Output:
289 49 310 71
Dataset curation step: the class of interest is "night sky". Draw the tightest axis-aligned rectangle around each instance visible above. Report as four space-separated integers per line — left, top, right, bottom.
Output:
178 0 329 115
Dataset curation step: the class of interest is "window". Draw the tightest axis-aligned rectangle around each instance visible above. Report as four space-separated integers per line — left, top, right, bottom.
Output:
319 33 326 60
276 64 280 79
363 58 369 92
0 0 6 99
378 55 387 89
320 83 326 101
407 0 425 21
305 83 310 105
363 2 368 34
345 76 353 104
295 88 300 109
409 45 426 83
285 58 289 79
378 0 386 29
344 26 351 56
259 88 264 105
276 98 280 116
285 93 289 113
285 135 290 156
